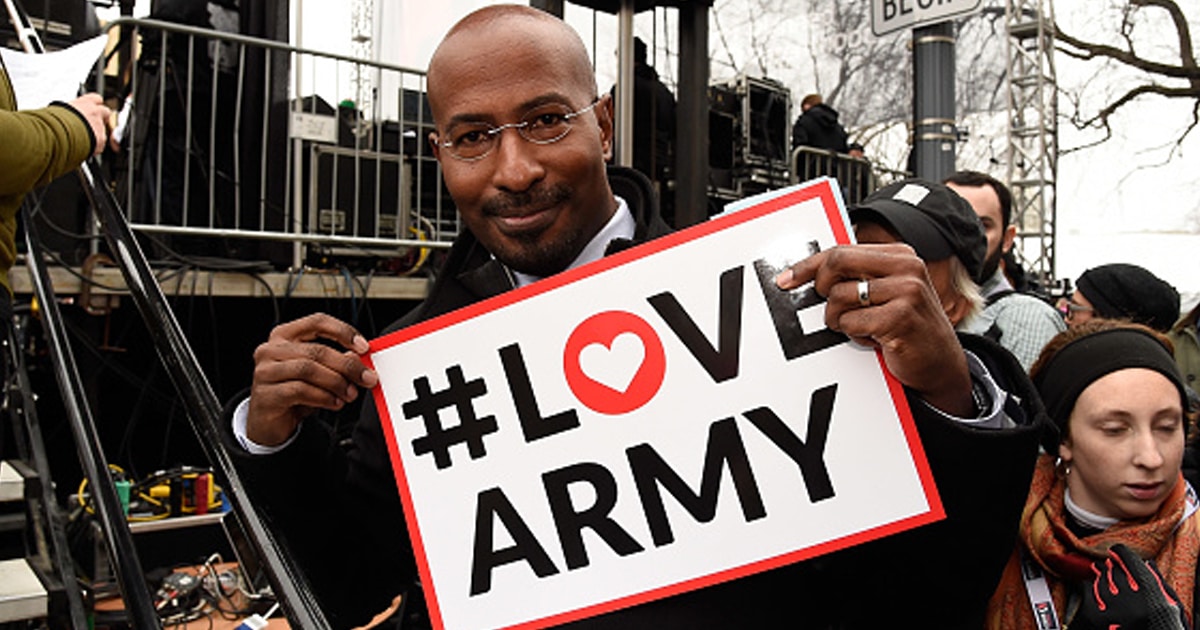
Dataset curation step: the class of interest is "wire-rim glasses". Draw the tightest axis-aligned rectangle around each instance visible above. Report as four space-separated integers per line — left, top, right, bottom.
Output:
437 97 603 162
1055 297 1094 320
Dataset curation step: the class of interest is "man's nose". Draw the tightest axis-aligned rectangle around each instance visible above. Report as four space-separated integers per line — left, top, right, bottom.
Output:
490 128 545 192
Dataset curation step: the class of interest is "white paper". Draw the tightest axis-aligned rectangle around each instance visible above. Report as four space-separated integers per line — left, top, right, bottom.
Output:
0 34 107 110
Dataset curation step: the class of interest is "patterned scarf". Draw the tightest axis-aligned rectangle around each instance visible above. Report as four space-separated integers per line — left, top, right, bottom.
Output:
986 454 1200 630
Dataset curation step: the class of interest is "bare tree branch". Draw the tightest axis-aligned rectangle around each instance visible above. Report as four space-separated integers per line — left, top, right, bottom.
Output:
1055 6 1200 81
1136 0 1197 73
1078 82 1199 128
1054 0 1199 155
710 5 741 75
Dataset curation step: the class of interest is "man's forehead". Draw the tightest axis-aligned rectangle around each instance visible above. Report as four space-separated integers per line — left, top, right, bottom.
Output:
429 61 594 129
440 92 577 126
430 31 590 106
947 183 999 216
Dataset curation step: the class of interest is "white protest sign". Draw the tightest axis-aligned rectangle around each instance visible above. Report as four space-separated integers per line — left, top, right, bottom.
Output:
0 34 107 109
367 178 944 630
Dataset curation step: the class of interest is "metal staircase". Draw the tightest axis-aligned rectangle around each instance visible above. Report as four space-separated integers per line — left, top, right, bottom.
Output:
0 462 49 624
0 312 88 627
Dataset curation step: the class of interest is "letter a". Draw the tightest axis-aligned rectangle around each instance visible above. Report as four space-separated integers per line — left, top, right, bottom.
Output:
470 488 559 596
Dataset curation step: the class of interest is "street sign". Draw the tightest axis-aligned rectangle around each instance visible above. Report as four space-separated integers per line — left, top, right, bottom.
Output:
871 0 984 36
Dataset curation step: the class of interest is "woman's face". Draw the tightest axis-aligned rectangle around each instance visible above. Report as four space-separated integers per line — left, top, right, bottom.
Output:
1060 368 1185 520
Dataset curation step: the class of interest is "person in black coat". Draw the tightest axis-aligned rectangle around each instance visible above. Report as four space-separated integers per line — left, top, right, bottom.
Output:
223 6 1046 628
791 93 849 154
609 37 676 224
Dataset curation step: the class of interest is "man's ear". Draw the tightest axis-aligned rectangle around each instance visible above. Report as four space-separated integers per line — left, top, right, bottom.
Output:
428 132 442 161
1001 223 1017 255
943 293 972 328
596 93 614 161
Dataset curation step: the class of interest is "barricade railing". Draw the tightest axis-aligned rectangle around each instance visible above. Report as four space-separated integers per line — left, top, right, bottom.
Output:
100 17 456 271
790 146 910 206
22 200 163 628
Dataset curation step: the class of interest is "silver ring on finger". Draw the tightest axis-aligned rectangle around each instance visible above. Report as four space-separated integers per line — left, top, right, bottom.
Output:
856 279 871 307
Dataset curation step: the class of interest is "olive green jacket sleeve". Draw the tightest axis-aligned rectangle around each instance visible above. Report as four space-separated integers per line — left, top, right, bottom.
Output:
1 62 95 295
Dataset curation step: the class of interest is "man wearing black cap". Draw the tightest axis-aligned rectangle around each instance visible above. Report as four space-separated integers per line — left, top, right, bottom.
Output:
849 178 986 328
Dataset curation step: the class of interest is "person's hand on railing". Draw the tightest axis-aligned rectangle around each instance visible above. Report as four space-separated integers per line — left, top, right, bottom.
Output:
246 313 379 446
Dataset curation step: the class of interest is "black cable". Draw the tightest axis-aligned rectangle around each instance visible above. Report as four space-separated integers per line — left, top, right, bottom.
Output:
339 265 357 327
59 314 176 409
136 230 275 273
205 272 223 392
25 188 106 242
280 266 305 316
32 248 128 291
235 269 280 326
355 267 377 334
114 356 164 471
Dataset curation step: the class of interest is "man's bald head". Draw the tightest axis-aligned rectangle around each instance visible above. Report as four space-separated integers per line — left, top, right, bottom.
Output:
427 5 597 125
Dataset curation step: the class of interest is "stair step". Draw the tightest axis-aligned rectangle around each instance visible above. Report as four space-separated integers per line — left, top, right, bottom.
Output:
0 558 48 622
0 462 22 503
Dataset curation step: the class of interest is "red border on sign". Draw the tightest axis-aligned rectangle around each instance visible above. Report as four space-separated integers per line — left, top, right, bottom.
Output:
366 178 942 630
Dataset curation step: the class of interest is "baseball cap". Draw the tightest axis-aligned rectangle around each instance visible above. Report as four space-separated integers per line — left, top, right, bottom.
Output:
849 178 987 281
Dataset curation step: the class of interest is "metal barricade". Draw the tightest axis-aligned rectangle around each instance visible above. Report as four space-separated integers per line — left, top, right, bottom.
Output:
790 146 873 206
100 18 456 270
790 146 911 206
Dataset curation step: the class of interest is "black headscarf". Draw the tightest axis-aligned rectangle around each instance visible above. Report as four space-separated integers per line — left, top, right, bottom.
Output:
1076 264 1180 332
1033 327 1188 452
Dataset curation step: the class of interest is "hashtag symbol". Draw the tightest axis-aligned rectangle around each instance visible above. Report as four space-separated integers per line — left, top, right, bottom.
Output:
401 365 498 470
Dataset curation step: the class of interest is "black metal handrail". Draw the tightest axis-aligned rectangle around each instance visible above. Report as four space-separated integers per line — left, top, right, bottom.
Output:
6 0 328 624
22 205 162 629
76 160 332 628
4 297 88 628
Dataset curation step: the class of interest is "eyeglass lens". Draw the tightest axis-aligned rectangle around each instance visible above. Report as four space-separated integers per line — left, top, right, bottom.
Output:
442 102 580 160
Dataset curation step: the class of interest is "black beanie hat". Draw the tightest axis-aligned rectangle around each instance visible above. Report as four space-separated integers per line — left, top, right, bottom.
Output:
1075 263 1180 332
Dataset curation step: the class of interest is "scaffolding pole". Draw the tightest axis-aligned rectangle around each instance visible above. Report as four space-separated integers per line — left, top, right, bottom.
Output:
1005 0 1059 283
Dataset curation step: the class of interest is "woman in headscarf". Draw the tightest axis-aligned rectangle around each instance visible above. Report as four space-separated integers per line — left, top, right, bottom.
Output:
987 319 1198 629
1060 263 1180 333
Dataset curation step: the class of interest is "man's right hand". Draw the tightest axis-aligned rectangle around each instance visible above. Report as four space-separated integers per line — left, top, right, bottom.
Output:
66 93 112 156
246 313 379 446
